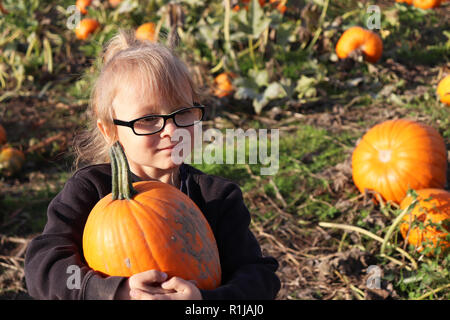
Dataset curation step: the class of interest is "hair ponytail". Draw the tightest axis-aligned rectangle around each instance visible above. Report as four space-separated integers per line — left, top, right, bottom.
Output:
102 29 136 66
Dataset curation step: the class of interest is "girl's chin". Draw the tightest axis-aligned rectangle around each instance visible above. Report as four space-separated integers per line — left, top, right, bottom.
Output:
153 157 180 169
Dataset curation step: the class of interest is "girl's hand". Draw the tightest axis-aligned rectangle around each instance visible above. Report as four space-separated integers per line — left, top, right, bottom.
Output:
115 270 174 300
130 276 202 300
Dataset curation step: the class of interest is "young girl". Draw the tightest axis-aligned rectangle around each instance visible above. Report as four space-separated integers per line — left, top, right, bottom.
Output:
24 30 280 300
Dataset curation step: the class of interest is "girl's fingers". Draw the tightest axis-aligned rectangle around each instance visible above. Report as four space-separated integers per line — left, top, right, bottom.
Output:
130 288 180 300
161 277 195 292
130 269 167 286
130 288 156 300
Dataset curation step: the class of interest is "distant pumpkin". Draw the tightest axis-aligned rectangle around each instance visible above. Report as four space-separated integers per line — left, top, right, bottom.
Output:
0 147 25 176
76 0 91 15
436 75 450 105
75 18 100 40
336 26 383 63
400 188 450 255
213 72 236 98
136 22 156 42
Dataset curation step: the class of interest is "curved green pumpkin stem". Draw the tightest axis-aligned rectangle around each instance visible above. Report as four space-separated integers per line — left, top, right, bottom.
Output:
110 141 138 200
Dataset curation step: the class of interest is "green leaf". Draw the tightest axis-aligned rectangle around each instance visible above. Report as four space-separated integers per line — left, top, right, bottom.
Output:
263 82 287 100
249 0 269 38
236 0 271 39
249 68 269 87
252 82 287 114
295 75 318 99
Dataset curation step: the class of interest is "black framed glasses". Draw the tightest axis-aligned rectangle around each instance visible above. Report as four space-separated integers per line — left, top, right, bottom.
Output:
113 104 205 136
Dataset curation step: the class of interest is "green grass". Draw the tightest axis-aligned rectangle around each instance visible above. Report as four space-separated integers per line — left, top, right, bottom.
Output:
192 122 355 223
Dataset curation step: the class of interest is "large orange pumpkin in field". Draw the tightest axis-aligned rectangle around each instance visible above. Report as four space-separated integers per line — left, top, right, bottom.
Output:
400 189 450 254
82 142 221 290
352 119 447 204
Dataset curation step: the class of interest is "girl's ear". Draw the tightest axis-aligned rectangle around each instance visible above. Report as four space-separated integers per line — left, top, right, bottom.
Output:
97 119 115 144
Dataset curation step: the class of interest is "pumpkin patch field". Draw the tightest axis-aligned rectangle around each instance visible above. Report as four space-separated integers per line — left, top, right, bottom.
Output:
0 0 449 300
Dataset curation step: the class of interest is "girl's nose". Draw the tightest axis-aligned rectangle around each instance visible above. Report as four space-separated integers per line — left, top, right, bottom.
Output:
160 118 177 137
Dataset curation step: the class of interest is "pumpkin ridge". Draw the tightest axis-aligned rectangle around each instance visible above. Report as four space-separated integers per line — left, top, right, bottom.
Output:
392 130 445 150
395 152 447 165
116 201 138 274
377 120 422 147
133 181 185 204
103 201 119 274
389 119 415 149
355 136 379 156
387 165 410 202
406 133 445 148
430 175 447 189
128 199 165 273
115 203 131 275
382 167 398 202
110 203 130 275
392 163 429 190
381 120 399 150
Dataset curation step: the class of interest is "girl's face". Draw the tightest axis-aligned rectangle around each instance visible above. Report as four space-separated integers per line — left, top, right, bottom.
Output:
107 82 195 178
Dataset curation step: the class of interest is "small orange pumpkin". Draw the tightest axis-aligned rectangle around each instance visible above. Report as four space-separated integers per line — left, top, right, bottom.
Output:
436 75 450 105
336 26 383 63
352 119 447 204
213 72 236 98
0 147 25 176
412 0 441 9
82 142 222 290
400 189 450 255
75 18 100 40
135 22 156 42
0 124 6 145
76 0 91 15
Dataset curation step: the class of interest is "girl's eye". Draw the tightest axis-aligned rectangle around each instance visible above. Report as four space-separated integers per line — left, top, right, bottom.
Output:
137 117 161 125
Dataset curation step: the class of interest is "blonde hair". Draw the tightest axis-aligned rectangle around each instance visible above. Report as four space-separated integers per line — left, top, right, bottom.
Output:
72 29 203 171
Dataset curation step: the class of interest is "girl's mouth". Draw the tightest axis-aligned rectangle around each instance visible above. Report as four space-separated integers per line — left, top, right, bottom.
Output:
158 144 177 151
